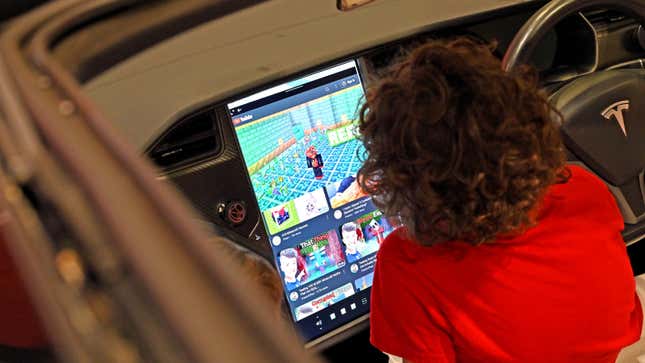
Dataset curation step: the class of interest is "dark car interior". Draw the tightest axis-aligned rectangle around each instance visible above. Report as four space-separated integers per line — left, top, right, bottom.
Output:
1 0 645 362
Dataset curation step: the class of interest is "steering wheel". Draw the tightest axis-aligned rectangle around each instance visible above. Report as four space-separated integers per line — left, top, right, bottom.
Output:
502 0 645 240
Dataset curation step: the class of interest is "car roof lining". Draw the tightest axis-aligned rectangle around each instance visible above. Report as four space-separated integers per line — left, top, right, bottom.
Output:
80 0 543 150
52 0 267 83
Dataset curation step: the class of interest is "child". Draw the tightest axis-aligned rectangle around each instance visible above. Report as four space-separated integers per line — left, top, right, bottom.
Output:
358 38 642 363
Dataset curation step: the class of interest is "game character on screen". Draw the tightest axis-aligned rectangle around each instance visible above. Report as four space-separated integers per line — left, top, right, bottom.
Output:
311 245 327 273
278 248 306 291
341 222 363 263
305 194 319 215
367 218 385 244
305 145 324 179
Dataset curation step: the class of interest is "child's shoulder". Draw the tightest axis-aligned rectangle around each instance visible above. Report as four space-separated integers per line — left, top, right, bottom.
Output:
564 165 608 190
543 164 623 228
551 165 614 205
377 227 458 263
377 228 416 261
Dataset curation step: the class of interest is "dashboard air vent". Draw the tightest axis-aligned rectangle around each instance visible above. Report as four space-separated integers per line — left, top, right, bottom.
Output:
148 110 219 170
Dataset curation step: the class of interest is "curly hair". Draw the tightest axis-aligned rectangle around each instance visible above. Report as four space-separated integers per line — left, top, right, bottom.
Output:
357 38 569 245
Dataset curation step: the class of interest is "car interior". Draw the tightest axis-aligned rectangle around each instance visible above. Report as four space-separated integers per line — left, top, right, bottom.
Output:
1 0 645 362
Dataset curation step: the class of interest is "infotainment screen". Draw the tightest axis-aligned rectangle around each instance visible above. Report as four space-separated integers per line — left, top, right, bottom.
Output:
227 60 394 342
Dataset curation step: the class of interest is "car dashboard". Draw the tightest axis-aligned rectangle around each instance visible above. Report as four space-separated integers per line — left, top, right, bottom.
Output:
79 0 645 351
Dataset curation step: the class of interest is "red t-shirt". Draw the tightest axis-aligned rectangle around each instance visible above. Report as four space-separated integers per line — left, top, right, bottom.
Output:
370 166 642 363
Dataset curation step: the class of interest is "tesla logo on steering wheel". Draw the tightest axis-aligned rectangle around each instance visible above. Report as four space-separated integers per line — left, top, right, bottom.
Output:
601 100 630 137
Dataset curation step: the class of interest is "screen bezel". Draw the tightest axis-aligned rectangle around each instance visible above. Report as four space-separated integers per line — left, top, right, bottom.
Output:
225 58 377 345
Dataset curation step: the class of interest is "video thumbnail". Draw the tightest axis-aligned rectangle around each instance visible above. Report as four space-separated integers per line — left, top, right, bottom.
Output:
358 210 394 246
263 200 300 235
277 230 346 291
325 175 368 209
354 272 375 292
294 283 355 321
294 188 329 223
339 210 394 263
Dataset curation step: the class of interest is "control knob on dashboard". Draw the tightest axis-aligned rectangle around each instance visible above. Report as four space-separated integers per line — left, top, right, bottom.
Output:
217 200 247 226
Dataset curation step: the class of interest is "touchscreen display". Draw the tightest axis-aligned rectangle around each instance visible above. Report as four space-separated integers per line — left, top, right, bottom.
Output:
227 60 394 341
